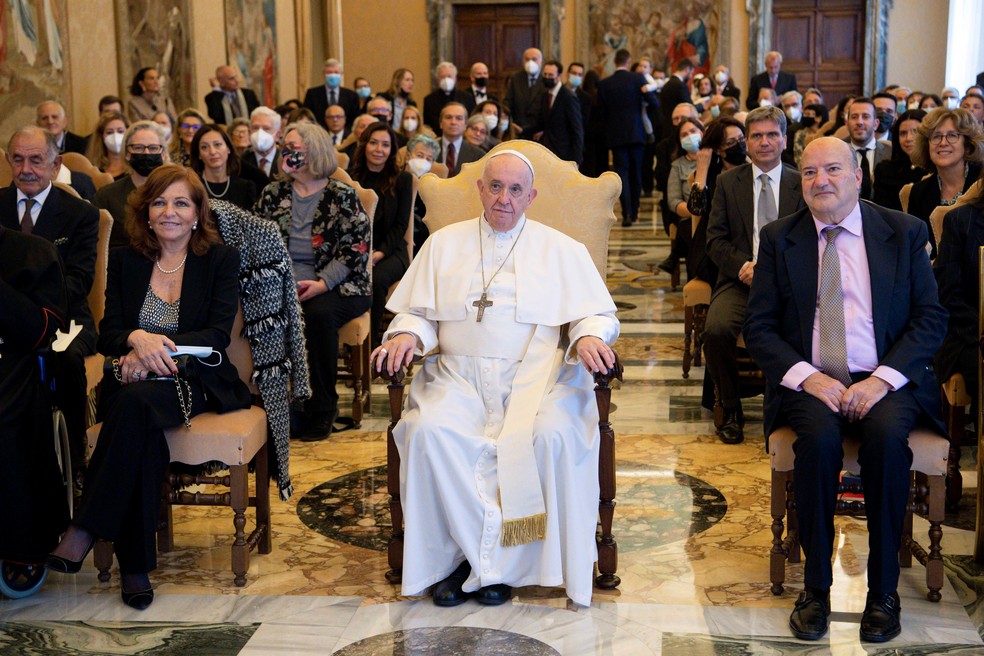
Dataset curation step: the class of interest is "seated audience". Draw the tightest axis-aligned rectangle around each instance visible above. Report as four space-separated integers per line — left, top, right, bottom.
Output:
907 108 984 257
354 77 373 114
349 122 414 342
227 117 251 157
436 103 484 177
793 103 828 165
204 65 260 125
464 114 491 152
252 123 371 440
126 67 177 123
304 58 360 130
961 92 984 124
654 103 699 260
190 124 257 210
241 106 283 190
802 88 824 109
151 112 173 143
324 105 349 147
844 97 891 201
86 111 130 179
941 87 961 109
872 109 928 211
403 133 441 252
919 94 942 111
423 61 472 135
339 114 377 160
473 100 504 145
396 104 433 144
46 165 250 611
378 68 417 129
662 116 705 273
285 107 318 128
37 101 88 154
168 108 206 167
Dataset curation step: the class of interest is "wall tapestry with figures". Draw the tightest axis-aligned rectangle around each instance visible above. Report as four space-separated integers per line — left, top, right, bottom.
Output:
225 0 277 107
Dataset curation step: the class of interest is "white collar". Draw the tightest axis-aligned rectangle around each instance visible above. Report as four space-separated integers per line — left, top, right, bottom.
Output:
852 137 877 151
17 182 53 207
751 162 783 185
480 213 527 238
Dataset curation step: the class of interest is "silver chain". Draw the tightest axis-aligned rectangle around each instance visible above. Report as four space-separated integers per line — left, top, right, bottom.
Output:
112 357 192 428
479 218 526 295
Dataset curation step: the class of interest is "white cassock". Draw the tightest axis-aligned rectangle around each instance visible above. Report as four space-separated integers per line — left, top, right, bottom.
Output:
383 214 619 607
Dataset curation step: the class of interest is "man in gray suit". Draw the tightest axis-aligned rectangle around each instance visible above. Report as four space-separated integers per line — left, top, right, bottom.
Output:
704 106 807 443
844 97 891 201
436 103 484 177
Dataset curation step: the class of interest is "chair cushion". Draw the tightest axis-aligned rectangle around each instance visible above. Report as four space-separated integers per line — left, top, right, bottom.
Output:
770 426 949 477
683 279 711 305
338 311 370 346
86 406 267 466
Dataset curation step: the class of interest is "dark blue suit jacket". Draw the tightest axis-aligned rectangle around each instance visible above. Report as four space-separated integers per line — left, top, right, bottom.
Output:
597 69 659 149
743 201 948 439
526 86 584 165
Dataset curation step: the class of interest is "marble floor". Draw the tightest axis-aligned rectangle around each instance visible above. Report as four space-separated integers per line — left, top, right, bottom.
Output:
4 198 984 654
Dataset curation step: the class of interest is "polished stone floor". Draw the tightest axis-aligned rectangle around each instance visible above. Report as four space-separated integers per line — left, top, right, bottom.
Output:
3 199 984 654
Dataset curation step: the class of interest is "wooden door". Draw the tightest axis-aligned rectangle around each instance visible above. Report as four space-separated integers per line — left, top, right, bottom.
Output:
772 0 865 108
453 4 539 99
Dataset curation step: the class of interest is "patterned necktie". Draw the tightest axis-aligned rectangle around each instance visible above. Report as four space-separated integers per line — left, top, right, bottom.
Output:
21 198 36 234
446 142 456 176
857 148 872 199
817 226 852 386
758 174 778 225
260 157 270 176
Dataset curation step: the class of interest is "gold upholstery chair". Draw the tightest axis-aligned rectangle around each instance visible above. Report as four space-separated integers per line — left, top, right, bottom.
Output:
899 182 914 214
61 152 114 190
83 211 114 399
53 181 82 199
330 167 378 426
335 151 350 171
89 307 272 586
381 140 626 590
0 148 11 187
769 426 948 602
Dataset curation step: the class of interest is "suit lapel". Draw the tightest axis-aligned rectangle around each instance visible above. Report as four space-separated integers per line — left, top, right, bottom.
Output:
861 202 897 357
178 250 208 333
777 166 802 217
735 166 755 247
33 186 63 240
784 212 820 356
0 188 18 230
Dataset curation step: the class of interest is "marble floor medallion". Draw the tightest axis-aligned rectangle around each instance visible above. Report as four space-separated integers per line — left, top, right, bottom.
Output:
333 627 559 655
296 465 391 552
0 621 258 655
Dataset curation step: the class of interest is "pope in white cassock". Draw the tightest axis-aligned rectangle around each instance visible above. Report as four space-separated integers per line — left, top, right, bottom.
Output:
371 150 619 607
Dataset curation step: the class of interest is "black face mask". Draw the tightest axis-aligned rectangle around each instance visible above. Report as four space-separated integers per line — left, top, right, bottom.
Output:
722 142 747 166
800 116 816 129
542 77 557 89
474 77 488 88
876 112 894 133
129 153 164 177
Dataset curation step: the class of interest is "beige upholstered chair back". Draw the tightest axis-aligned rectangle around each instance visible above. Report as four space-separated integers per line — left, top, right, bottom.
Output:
900 182 914 214
930 179 982 250
88 210 114 329
53 181 82 198
331 167 379 227
336 151 350 171
0 148 10 187
227 305 259 393
416 140 621 277
61 152 114 190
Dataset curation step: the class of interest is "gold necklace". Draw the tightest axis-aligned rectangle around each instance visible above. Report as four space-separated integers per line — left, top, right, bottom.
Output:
474 217 525 322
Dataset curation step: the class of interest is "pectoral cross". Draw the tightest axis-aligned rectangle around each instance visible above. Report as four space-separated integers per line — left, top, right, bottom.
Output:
472 292 493 322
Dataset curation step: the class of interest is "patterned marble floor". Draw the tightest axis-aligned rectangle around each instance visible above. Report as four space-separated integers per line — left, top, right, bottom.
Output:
3 199 984 654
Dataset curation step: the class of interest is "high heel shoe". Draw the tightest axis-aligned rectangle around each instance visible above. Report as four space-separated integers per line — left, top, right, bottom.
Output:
121 586 155 611
45 535 95 574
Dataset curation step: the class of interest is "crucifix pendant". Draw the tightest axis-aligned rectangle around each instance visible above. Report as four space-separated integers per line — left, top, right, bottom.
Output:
473 292 493 322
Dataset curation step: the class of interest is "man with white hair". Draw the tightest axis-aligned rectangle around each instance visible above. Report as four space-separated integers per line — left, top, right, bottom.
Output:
503 48 546 132
240 106 283 189
747 50 798 110
303 58 360 130
422 61 472 135
204 65 260 124
35 101 87 155
373 150 619 608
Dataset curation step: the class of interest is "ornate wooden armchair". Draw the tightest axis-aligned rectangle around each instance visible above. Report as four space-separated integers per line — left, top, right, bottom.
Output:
380 140 626 590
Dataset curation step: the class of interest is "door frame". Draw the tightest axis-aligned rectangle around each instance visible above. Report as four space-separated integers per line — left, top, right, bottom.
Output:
747 0 894 93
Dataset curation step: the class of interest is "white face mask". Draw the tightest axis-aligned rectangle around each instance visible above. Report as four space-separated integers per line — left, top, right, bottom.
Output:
483 114 498 130
759 99 773 107
407 157 432 177
250 128 275 154
439 77 456 93
714 71 728 85
403 118 418 133
785 106 802 122
524 60 540 76
103 132 124 154
160 126 172 142
944 97 959 110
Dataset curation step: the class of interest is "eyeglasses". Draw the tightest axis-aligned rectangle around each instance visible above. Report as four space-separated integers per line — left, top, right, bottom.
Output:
722 136 746 149
930 131 963 146
467 125 488 136
180 123 202 131
127 144 165 154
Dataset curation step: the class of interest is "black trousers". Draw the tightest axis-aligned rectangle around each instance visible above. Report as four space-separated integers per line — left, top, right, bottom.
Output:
703 285 749 409
371 255 408 346
611 144 645 221
301 290 371 417
642 142 655 195
77 376 207 573
55 333 93 475
782 375 919 594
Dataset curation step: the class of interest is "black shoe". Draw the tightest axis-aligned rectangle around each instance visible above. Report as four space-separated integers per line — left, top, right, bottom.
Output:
476 583 512 606
621 218 632 227
716 406 744 444
860 591 901 643
121 586 154 611
433 561 471 607
298 409 339 442
45 534 95 574
656 256 678 274
789 587 830 640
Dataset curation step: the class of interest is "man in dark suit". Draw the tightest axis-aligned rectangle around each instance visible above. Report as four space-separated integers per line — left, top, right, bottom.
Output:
566 62 591 127
711 65 741 102
704 106 807 444
659 59 695 140
466 62 497 112
503 48 546 133
240 106 283 191
66 170 97 203
436 103 483 177
2 126 99 475
843 97 892 201
36 101 88 155
744 137 947 643
324 105 350 148
525 60 583 165
303 58 360 130
423 61 474 136
597 48 659 226
205 65 260 125
747 51 798 110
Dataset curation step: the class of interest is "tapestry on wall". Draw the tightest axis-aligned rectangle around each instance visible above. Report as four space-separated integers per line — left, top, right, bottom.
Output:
225 0 277 107
588 0 719 77
114 0 194 114
0 0 71 139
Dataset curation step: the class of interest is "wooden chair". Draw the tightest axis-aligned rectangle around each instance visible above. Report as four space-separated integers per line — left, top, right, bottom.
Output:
53 181 82 199
666 222 681 291
377 175 418 344
941 374 970 512
89 307 272 586
0 148 11 187
899 182 914 214
83 210 114 398
769 426 948 602
381 140 626 590
330 167 378 427
61 152 114 190
335 151 350 171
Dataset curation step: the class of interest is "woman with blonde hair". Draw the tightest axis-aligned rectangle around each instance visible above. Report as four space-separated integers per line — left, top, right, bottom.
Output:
379 68 417 129
85 111 130 179
168 108 206 166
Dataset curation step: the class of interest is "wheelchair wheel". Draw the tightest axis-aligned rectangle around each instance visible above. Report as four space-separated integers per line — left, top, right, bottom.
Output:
52 408 73 519
0 560 48 599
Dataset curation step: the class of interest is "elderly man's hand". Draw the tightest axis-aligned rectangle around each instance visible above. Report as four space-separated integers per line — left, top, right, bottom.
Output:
801 371 848 413
576 336 616 374
840 376 891 422
738 261 755 285
371 332 417 376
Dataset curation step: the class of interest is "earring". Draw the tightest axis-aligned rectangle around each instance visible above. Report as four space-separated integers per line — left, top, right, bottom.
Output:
192 222 198 230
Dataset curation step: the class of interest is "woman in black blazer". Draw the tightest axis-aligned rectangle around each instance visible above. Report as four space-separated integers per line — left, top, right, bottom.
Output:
872 109 927 211
349 121 413 344
46 165 250 610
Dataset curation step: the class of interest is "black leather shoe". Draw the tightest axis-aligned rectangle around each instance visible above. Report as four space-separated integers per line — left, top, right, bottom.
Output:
621 218 632 227
476 584 512 606
121 586 154 611
298 409 339 442
860 591 901 642
433 561 471 607
45 534 95 574
656 256 678 274
789 587 830 640
716 406 744 444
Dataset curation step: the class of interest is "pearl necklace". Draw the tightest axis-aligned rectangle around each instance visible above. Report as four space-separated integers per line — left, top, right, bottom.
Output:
204 177 231 199
156 253 188 275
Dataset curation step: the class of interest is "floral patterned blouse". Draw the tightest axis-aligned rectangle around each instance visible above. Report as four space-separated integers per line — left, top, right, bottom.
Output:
253 178 371 297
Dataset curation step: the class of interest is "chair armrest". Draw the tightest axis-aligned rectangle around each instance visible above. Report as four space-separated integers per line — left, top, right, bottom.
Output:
593 351 624 387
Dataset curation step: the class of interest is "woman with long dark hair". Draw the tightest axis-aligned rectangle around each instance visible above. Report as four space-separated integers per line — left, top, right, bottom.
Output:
873 109 928 210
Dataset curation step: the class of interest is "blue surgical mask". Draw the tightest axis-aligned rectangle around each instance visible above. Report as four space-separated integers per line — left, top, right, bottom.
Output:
710 104 721 118
325 73 342 89
680 133 702 153
896 100 907 115
568 74 582 89
357 86 371 99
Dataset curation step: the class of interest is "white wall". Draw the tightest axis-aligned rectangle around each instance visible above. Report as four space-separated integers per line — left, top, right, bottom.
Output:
886 0 950 94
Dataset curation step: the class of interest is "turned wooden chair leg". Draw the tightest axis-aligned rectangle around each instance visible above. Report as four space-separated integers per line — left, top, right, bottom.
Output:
256 442 272 555
230 464 249 587
925 474 945 602
384 370 406 584
683 305 693 379
594 359 622 590
770 469 789 595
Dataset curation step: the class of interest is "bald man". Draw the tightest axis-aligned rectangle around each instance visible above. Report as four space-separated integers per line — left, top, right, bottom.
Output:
373 151 618 609
503 48 546 132
744 137 946 643
205 65 260 124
